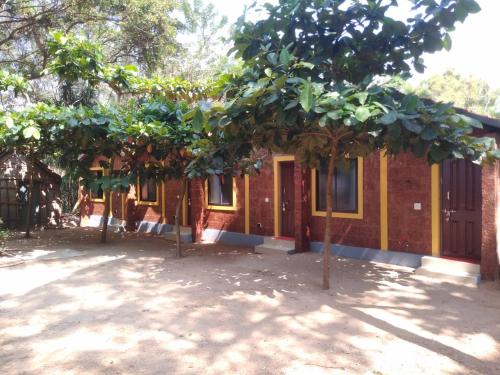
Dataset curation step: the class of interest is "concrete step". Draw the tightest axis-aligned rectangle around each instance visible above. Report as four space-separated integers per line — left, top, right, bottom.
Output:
263 237 295 247
254 244 295 255
414 267 480 287
163 227 192 243
421 256 480 274
255 237 295 255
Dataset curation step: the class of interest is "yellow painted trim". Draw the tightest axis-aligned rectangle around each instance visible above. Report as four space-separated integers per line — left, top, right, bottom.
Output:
244 174 250 234
431 164 441 257
380 152 388 250
182 186 188 226
136 177 161 206
161 180 167 223
205 176 237 211
273 155 295 237
89 166 106 203
311 157 364 220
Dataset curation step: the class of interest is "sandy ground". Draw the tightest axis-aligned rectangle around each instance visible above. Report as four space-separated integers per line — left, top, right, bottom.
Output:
0 228 499 375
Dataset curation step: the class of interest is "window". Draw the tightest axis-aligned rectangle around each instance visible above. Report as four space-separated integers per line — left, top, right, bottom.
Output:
90 169 104 201
206 174 236 210
312 158 363 219
137 177 159 205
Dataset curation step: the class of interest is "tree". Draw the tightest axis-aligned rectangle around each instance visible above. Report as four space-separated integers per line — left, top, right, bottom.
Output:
0 0 183 78
0 102 63 236
208 0 497 289
169 0 230 81
416 70 500 118
112 98 256 257
1 1 230 104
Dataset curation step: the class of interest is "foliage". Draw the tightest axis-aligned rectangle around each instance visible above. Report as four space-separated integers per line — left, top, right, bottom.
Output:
45 32 212 104
0 70 28 95
416 70 500 119
231 0 481 84
172 0 230 81
0 0 182 78
206 0 496 289
0 227 8 248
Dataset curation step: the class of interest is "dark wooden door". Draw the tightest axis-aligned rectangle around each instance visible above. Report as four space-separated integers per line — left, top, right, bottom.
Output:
280 161 295 237
441 159 482 259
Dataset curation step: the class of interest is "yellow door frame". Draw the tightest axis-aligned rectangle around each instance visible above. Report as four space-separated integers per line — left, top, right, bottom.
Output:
431 164 441 257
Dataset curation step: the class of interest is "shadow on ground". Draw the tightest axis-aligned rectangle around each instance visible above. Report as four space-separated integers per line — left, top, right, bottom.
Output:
0 228 499 374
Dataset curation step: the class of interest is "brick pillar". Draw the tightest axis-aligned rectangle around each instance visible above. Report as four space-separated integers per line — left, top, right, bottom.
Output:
294 163 311 252
190 178 205 243
481 162 499 281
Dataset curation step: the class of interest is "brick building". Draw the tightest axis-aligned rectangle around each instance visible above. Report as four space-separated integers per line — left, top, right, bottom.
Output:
81 112 500 282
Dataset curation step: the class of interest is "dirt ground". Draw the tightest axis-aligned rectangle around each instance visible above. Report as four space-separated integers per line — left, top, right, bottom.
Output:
0 228 499 375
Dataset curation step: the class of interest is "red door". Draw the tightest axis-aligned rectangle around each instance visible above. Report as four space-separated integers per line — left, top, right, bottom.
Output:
280 161 295 237
441 159 482 260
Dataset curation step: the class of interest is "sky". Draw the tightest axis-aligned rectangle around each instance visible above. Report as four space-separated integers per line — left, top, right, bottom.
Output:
208 0 500 88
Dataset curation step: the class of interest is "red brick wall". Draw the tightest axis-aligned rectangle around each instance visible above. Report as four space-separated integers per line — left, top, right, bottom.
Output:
190 177 245 241
309 154 381 249
387 153 432 254
249 157 275 236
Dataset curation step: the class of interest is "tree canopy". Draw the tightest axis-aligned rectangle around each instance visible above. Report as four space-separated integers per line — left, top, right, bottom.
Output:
0 0 229 103
204 0 497 289
415 70 500 119
0 0 498 287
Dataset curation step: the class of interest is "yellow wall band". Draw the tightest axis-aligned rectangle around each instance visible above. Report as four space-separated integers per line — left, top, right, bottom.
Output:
244 174 250 234
431 164 441 257
380 152 389 250
161 181 167 223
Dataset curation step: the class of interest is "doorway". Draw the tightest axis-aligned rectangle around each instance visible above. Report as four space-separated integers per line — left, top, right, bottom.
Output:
441 159 482 260
279 161 295 237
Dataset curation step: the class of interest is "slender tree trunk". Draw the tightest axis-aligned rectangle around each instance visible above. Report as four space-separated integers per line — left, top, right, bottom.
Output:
100 189 111 243
100 157 115 243
25 151 35 238
322 150 337 290
174 176 187 258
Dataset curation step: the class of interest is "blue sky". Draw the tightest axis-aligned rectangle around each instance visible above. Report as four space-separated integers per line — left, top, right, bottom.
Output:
209 0 500 87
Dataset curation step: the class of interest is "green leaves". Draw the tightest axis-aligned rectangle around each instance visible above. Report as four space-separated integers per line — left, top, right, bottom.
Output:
377 111 397 125
22 126 40 140
443 34 452 51
355 107 371 122
402 119 422 134
299 80 314 112
192 108 204 131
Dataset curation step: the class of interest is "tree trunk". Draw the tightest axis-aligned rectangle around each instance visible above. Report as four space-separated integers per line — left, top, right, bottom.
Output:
322 151 337 290
100 189 111 243
100 158 115 243
174 177 188 258
25 152 35 238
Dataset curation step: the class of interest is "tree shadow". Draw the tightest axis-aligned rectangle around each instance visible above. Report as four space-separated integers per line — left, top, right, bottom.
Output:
0 228 499 374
